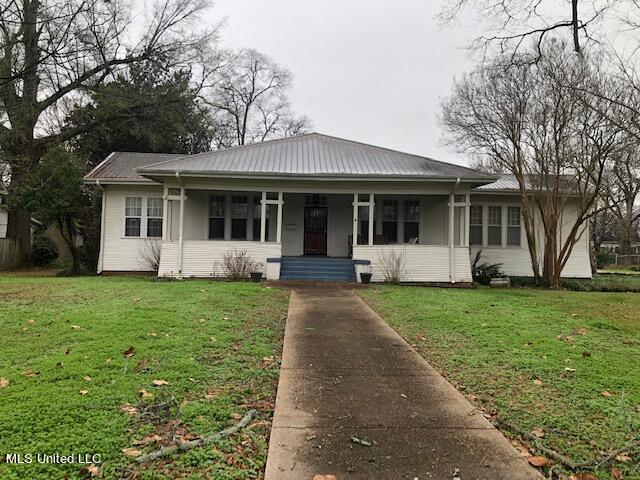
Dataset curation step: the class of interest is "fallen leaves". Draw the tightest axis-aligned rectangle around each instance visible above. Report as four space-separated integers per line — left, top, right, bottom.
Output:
573 473 598 480
83 375 92 382
122 346 135 358
615 453 631 462
121 403 139 416
531 427 545 438
80 464 101 477
533 379 543 386
601 391 613 398
510 439 531 457
0 378 9 388
71 325 81 330
152 379 169 386
121 447 142 457
132 434 162 446
79 390 89 395
23 369 40 377
611 467 623 479
527 456 549 467
139 389 153 399
564 367 576 373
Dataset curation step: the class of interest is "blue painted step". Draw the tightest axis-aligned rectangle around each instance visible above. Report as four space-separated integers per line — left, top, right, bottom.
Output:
280 257 356 282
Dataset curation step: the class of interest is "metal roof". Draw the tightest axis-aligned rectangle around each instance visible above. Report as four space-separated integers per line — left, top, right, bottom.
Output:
135 133 494 181
84 152 186 183
473 174 520 192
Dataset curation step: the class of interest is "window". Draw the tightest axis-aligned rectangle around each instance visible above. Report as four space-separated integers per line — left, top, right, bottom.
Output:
209 195 225 239
382 199 398 243
469 205 483 246
146 198 163 238
488 206 502 246
507 206 521 246
124 197 142 237
404 200 419 243
231 196 248 239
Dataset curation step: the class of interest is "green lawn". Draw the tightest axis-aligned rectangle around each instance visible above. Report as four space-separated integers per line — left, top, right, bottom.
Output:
0 276 288 480
361 286 640 480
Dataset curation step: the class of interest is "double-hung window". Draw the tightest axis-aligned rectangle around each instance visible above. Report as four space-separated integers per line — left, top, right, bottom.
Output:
231 196 248 239
382 199 398 243
209 195 225 239
146 198 163 238
404 200 419 243
507 206 521 246
124 197 142 237
469 205 483 246
487 206 502 246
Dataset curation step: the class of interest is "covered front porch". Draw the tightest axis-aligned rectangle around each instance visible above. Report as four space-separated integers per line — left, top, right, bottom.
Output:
156 185 474 283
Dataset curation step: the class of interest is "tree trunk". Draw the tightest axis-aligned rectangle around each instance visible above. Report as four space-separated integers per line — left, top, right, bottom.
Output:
6 207 32 265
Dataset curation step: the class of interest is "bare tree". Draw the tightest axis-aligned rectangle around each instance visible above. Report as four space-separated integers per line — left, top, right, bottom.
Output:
441 40 623 287
439 0 620 58
0 0 216 263
204 49 310 148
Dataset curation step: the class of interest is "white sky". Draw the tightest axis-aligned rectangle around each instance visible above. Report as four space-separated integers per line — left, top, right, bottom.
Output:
209 0 478 166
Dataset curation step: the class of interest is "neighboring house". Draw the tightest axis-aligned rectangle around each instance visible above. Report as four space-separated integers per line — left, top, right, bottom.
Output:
600 241 640 255
83 133 592 282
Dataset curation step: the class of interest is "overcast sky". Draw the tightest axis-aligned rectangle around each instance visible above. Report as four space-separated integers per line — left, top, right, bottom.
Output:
210 1 478 166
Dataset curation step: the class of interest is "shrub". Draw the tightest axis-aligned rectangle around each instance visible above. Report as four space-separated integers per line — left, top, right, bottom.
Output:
31 234 58 267
377 247 406 284
471 250 505 285
220 249 256 280
140 240 162 272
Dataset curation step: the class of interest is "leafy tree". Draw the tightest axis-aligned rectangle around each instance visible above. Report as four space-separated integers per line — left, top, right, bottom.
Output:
69 62 214 166
16 148 86 274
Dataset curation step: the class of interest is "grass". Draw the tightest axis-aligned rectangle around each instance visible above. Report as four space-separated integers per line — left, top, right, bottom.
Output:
511 273 640 292
360 286 640 480
0 276 289 480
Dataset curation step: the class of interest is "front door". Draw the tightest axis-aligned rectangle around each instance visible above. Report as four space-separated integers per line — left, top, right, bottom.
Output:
304 206 328 255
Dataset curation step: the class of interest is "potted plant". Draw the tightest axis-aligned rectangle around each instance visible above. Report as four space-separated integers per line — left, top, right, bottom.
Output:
250 262 264 282
359 265 373 284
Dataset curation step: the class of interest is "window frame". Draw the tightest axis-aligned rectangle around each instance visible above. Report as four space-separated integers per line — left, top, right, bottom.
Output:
208 195 226 240
507 206 522 247
403 199 420 244
230 195 248 240
124 196 143 238
469 205 483 246
146 197 163 238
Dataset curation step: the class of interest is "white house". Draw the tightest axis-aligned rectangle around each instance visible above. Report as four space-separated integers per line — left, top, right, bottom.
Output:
83 133 592 282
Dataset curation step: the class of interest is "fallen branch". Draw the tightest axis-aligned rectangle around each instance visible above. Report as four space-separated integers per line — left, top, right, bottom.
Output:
135 410 258 464
496 417 640 471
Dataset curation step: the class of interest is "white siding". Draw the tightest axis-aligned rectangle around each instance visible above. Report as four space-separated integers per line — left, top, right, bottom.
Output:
158 241 281 278
353 245 472 283
469 194 592 278
101 185 164 272
0 208 7 238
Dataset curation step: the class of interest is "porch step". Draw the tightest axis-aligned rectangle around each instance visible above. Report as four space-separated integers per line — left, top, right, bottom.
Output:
280 257 356 282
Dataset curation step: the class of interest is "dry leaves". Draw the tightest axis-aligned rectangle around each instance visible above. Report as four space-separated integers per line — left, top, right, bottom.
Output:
139 389 153 399
510 439 531 457
527 456 549 467
132 434 162 446
230 412 242 420
533 379 543 386
601 391 613 398
0 378 9 388
574 473 598 480
79 390 89 395
531 428 545 438
615 453 631 462
152 379 169 386
23 369 40 377
121 403 139 416
71 325 81 330
80 464 101 478
122 346 135 358
611 467 623 479
121 447 142 457
84 375 92 382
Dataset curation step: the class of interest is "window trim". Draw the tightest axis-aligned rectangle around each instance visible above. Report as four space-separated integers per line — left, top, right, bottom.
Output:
146 197 163 238
470 202 524 249
124 196 143 238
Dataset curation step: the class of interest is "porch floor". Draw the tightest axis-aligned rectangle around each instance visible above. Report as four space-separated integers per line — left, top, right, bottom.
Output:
279 256 356 282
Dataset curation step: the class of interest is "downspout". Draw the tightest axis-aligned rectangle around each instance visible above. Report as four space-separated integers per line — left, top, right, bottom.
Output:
176 172 185 278
449 178 461 283
96 180 106 275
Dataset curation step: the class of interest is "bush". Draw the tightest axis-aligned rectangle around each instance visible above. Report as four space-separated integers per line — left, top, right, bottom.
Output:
377 247 406 284
219 249 256 280
31 234 58 267
471 250 505 285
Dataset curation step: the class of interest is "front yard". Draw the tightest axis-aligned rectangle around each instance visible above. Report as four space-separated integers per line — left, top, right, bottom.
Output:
361 286 640 479
0 276 288 480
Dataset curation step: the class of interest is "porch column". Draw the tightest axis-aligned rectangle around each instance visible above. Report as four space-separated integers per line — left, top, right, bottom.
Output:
276 192 284 244
224 193 232 241
260 191 267 243
352 194 358 247
162 185 169 241
464 193 471 247
178 186 186 276
368 194 374 246
449 192 455 283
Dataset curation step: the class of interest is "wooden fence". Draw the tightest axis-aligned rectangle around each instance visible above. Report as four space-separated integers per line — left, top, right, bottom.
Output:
0 238 20 271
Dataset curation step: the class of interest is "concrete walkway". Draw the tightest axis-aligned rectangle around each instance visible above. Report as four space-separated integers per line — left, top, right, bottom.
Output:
265 287 542 480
